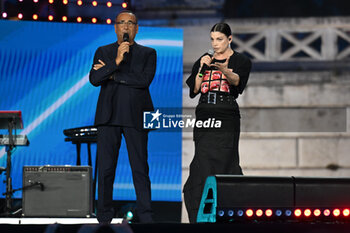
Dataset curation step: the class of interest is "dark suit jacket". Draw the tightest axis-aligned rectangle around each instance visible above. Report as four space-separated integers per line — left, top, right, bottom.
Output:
89 42 156 130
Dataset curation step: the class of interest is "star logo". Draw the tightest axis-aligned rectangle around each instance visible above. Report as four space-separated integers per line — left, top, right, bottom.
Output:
150 109 162 122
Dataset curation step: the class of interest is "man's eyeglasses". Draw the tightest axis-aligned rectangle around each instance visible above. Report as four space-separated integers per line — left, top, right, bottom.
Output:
116 21 137 26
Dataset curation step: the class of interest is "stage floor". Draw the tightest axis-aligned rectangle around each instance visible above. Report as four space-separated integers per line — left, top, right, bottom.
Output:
0 217 123 225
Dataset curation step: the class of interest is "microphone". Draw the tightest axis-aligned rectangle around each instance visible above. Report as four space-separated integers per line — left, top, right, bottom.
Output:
198 49 214 78
123 33 129 62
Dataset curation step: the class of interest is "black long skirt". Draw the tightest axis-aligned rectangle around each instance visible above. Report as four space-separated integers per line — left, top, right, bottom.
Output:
183 102 243 223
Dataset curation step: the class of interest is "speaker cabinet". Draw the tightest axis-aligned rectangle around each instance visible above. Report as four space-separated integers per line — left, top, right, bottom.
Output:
22 166 92 217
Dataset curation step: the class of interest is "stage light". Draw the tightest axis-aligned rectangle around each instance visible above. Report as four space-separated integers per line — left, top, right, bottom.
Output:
62 16 67 22
19 0 23 2
343 209 350 217
246 209 253 217
77 17 82 23
92 1 97 6
324 209 331 216
92 18 97 23
285 210 292 216
228 210 234 217
126 210 134 220
333 209 340 217
48 15 53 21
107 1 112 7
33 0 39 3
265 209 273 217
237 210 244 217
63 0 68 4
122 2 128 9
18 13 23 20
49 0 54 4
33 14 38 20
2 12 7 18
294 209 302 217
256 209 263 217
304 209 311 217
314 209 321 217
218 210 224 217
77 0 82 6
275 209 282 216
106 18 112 24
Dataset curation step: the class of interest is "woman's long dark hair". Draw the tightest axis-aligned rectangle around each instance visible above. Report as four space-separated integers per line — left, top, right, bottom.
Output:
210 23 232 38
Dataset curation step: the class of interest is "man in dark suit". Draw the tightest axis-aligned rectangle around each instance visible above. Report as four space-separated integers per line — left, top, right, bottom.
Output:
89 11 156 223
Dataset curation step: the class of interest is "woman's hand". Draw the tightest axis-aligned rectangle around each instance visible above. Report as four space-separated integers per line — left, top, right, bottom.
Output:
210 58 229 73
200 55 212 70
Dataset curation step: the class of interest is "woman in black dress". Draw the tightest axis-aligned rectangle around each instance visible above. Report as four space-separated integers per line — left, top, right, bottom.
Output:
183 23 252 223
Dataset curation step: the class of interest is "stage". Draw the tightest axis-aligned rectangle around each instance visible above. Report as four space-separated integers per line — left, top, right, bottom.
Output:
1 219 350 233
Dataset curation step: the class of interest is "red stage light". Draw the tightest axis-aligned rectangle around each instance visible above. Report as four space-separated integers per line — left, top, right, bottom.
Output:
92 1 97 6
49 0 54 4
63 0 68 4
106 18 112 24
294 209 302 217
256 209 263 217
343 209 350 217
2 12 7 18
77 17 82 23
324 209 331 216
122 2 128 8
304 209 311 217
48 15 54 21
77 0 83 6
62 16 67 22
32 14 38 20
18 13 23 20
92 18 97 23
107 1 112 7
265 209 273 217
246 209 254 217
314 209 321 217
333 209 340 217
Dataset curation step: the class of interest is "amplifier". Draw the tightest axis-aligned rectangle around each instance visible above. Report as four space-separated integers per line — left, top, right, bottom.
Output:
22 165 92 217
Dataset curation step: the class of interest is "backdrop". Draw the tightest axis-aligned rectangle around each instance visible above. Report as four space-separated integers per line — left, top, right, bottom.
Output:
0 20 183 202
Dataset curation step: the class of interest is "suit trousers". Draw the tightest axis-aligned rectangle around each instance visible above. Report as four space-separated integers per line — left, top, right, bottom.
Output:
96 125 153 223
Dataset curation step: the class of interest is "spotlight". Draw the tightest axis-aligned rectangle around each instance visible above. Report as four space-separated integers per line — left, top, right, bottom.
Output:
63 0 68 4
265 209 273 217
294 209 302 217
33 0 39 3
324 209 331 216
343 209 350 217
218 210 224 217
33 14 38 20
333 209 340 217
77 17 82 23
304 209 311 217
18 13 23 20
77 0 82 6
275 209 282 216
228 210 234 217
107 1 112 7
48 15 54 21
237 210 244 217
92 1 97 6
246 209 253 217
92 17 97 23
62 16 67 22
2 12 7 18
285 210 292 216
126 210 134 220
106 18 112 24
49 0 54 3
121 2 128 9
256 209 263 217
314 209 321 217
